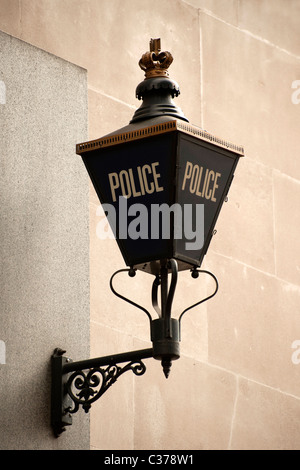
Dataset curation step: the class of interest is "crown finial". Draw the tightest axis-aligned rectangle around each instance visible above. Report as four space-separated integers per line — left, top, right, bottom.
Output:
139 38 173 79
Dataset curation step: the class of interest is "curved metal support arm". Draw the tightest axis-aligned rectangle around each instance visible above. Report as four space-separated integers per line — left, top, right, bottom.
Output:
109 268 152 324
165 259 178 318
51 347 153 437
151 275 161 317
178 270 219 325
151 259 178 319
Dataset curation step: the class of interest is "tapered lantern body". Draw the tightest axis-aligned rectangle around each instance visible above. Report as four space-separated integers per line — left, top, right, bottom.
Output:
76 39 244 275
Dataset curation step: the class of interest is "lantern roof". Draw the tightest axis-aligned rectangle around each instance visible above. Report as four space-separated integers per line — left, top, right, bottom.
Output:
76 119 244 156
77 38 244 156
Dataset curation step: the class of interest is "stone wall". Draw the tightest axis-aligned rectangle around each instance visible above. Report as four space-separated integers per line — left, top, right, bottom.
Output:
0 31 89 449
0 0 299 450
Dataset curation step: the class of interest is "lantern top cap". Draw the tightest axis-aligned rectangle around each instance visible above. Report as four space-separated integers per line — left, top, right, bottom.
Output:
139 38 173 79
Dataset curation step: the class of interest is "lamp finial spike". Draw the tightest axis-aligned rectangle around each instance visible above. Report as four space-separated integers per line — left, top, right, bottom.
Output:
150 38 161 54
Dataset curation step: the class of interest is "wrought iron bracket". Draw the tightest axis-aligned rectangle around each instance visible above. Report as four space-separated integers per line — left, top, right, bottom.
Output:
51 347 153 437
51 260 218 437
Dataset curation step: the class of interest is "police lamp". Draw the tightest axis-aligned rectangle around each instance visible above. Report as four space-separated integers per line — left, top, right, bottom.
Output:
51 38 244 437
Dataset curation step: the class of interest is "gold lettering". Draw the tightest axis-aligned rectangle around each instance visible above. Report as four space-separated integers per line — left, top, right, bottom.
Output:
151 162 164 192
195 166 203 196
128 168 141 197
181 162 222 202
142 165 154 194
108 162 165 201
190 165 199 194
137 166 145 195
108 172 119 202
205 170 214 200
182 161 193 190
119 170 131 198
201 169 209 197
211 172 221 202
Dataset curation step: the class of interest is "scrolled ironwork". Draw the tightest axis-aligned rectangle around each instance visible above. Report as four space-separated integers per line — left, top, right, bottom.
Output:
65 360 147 414
178 269 219 324
109 268 153 324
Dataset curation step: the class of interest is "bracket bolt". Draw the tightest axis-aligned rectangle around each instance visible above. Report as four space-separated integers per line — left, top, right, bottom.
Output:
128 267 136 277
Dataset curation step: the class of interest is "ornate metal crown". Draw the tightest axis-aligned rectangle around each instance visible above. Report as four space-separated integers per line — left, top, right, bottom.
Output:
139 38 173 79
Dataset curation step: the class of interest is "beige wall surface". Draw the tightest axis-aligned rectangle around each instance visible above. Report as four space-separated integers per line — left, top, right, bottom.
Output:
1 0 299 450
